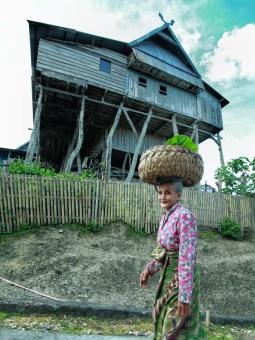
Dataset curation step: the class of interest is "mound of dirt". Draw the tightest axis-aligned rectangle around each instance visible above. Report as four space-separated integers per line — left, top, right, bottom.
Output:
0 223 254 318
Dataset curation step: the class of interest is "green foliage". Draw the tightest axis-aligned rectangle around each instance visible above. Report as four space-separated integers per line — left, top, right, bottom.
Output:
4 158 97 180
0 311 10 320
87 221 102 232
219 217 242 241
58 170 96 179
199 231 218 241
215 156 255 197
8 158 57 177
165 134 198 152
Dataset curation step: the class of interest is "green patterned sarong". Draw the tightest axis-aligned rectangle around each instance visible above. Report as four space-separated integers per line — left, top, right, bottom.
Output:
151 246 207 339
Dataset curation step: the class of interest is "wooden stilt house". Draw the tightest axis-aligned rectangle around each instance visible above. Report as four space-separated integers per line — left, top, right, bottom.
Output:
26 20 229 181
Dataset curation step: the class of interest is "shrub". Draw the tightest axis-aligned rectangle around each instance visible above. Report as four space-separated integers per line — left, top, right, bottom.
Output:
219 217 242 240
2 158 96 180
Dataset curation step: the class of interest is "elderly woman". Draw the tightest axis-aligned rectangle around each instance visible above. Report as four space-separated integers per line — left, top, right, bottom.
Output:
140 177 207 339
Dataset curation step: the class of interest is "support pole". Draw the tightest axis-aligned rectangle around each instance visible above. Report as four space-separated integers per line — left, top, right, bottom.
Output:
206 309 210 327
64 95 86 174
61 128 78 173
217 133 225 168
105 102 124 180
77 152 82 175
194 124 201 190
26 85 43 164
216 133 225 192
122 152 131 177
126 107 153 183
122 108 139 140
172 114 178 135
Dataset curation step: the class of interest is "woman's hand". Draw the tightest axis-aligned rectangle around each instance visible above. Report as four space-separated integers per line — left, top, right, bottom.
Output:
177 301 190 318
140 268 150 288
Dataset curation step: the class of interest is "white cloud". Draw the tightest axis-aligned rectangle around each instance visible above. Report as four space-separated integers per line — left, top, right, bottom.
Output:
201 24 255 85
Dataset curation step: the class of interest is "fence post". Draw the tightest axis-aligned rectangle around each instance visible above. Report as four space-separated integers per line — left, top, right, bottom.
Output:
2 160 9 175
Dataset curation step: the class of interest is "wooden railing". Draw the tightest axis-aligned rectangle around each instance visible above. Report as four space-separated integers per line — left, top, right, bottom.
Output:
0 175 254 234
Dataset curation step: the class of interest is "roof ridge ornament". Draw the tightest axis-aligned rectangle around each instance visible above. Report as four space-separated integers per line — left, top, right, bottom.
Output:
158 12 175 26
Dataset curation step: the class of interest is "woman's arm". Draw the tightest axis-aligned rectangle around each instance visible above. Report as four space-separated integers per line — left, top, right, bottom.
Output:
140 259 160 288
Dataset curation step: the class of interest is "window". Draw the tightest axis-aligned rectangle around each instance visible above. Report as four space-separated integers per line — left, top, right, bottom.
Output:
99 58 111 74
159 85 167 95
138 77 147 87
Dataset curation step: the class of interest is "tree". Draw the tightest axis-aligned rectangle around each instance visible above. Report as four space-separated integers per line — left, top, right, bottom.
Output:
214 157 255 197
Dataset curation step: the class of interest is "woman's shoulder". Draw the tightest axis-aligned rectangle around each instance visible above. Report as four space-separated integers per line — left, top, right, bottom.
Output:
178 204 196 219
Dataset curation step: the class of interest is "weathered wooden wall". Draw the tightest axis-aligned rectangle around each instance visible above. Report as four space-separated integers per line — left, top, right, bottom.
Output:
37 40 127 93
0 175 254 234
197 90 223 128
88 125 167 158
127 69 222 129
128 69 195 115
112 126 166 154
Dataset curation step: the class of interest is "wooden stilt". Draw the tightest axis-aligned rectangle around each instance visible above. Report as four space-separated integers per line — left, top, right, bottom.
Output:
122 108 139 140
126 107 153 183
77 152 82 175
105 102 124 180
26 85 43 164
172 114 178 135
61 125 78 173
216 133 225 192
64 95 86 173
217 133 225 168
122 152 131 177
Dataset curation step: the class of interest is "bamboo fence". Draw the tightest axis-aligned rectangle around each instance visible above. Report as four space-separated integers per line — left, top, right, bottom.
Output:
0 174 254 234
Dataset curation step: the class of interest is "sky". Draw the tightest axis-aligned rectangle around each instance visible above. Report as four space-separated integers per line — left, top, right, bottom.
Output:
0 0 254 187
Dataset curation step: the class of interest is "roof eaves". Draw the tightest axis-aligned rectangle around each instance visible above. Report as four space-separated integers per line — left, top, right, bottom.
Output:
203 81 229 108
129 23 169 47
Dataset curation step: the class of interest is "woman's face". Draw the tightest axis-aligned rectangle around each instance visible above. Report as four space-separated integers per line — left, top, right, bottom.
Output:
158 182 182 212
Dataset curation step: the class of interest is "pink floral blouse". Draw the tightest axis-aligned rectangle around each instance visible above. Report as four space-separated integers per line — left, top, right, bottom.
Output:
146 202 197 304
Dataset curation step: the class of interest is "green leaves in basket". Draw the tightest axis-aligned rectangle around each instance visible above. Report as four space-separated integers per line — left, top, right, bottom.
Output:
165 135 198 152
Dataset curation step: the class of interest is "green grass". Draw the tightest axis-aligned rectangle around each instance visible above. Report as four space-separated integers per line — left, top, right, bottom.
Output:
199 230 218 241
0 311 254 339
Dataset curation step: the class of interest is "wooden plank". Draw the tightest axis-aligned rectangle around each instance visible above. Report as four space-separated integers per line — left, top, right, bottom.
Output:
9 175 16 232
49 177 54 224
67 179 71 224
122 108 139 140
12 176 18 230
29 177 34 224
24 176 30 224
38 49 126 74
39 63 126 92
39 39 128 64
59 178 64 224
38 51 127 78
71 179 75 223
0 176 6 232
74 180 78 223
4 175 12 231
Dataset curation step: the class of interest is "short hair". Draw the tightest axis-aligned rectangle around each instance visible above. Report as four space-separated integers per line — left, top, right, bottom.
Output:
157 176 183 193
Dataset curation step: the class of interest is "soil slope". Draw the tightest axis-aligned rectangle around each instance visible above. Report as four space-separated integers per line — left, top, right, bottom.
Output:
0 223 254 318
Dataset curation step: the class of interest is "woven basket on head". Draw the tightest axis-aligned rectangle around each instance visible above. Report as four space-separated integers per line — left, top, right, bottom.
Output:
138 145 204 187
